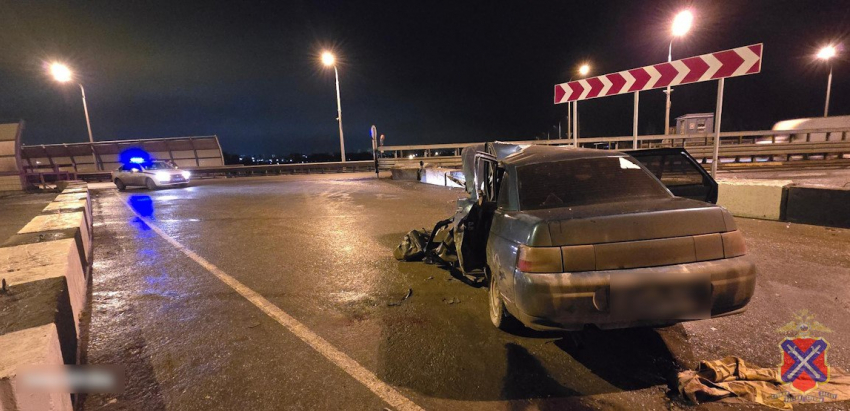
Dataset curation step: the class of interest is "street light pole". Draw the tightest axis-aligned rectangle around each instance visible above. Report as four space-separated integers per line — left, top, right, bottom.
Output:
664 39 673 135
666 10 693 135
333 66 346 162
50 63 99 170
79 84 94 145
824 63 833 117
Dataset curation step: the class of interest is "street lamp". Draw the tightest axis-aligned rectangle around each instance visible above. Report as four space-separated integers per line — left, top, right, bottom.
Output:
321 51 346 163
572 64 591 146
50 62 98 169
817 45 837 117
664 10 694 135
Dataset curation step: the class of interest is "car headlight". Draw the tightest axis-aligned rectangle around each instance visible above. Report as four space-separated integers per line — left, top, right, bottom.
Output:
181 171 191 179
155 171 171 182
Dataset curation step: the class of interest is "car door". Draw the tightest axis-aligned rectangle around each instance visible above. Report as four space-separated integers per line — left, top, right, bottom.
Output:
455 152 501 275
627 148 718 204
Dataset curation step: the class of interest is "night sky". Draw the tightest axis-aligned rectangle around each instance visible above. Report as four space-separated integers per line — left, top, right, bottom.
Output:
1 1 848 156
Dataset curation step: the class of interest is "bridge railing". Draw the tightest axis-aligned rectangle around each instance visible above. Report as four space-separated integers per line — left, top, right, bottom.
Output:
376 127 850 170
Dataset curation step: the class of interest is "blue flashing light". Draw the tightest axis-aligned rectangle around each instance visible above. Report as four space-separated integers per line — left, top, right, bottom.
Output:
119 147 152 166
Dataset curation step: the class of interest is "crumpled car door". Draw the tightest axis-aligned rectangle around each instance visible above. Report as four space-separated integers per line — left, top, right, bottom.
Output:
455 152 500 275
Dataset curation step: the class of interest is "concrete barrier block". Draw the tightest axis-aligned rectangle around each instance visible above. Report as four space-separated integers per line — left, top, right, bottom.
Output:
420 167 464 188
716 179 792 220
0 324 73 411
0 239 86 334
0 277 77 366
42 200 91 236
785 185 850 228
391 167 419 181
18 213 90 267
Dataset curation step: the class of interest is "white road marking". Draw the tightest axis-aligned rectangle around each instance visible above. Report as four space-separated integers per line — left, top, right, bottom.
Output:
119 196 423 411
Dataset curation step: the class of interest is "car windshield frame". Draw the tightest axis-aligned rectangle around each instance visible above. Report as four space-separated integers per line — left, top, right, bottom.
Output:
515 156 672 211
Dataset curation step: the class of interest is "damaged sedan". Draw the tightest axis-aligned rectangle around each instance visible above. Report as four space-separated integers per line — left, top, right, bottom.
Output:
402 143 756 332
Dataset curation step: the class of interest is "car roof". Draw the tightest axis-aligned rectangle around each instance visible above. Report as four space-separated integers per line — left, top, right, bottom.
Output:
501 144 625 168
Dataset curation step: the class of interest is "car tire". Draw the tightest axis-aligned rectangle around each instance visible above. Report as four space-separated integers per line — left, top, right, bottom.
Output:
488 268 518 331
145 178 157 190
114 179 126 191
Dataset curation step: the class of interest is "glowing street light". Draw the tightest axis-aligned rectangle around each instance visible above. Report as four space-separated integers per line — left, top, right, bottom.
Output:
665 10 694 135
578 64 590 77
817 45 838 117
49 62 98 169
320 51 346 162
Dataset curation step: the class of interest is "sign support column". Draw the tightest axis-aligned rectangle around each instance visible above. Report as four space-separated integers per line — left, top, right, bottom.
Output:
710 78 725 177
572 101 579 147
633 92 639 149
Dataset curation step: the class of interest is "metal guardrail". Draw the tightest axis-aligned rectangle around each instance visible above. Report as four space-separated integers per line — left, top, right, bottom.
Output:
76 160 375 181
376 127 850 171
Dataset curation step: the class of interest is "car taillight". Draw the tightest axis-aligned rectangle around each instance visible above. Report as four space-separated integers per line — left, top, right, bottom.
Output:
721 230 747 258
517 245 562 273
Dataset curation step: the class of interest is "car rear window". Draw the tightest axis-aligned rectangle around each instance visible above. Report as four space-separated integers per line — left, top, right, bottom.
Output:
517 156 671 210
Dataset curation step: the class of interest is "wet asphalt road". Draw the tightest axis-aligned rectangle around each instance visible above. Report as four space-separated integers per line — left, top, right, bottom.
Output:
81 173 850 410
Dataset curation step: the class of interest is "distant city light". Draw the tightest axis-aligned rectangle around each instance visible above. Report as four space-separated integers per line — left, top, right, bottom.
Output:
50 62 72 82
408 154 415 159
671 10 694 37
578 64 590 76
321 51 335 67
817 45 837 60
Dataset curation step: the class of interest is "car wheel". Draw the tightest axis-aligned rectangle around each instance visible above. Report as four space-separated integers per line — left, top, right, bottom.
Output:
145 178 157 190
114 179 126 191
488 269 517 331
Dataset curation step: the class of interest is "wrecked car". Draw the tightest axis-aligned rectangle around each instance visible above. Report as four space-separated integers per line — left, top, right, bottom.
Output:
403 143 756 332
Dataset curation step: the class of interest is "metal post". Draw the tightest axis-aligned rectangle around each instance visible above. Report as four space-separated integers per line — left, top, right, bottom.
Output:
566 101 572 140
824 64 833 117
710 78 725 177
633 91 640 149
664 40 673 135
333 66 346 163
79 84 98 170
572 100 579 147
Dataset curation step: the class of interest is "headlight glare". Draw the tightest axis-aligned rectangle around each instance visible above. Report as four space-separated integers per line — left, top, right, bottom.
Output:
155 171 171 182
181 171 191 179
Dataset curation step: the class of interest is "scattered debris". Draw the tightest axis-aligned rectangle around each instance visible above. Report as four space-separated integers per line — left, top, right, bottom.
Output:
387 288 413 307
678 356 850 409
0 278 7 294
442 297 460 305
426 276 434 280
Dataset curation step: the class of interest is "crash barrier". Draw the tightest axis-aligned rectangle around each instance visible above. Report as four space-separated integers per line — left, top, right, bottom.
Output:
0 180 92 411
416 167 464 188
785 185 850 228
0 121 25 192
75 160 375 182
376 127 850 171
21 135 225 175
716 179 791 221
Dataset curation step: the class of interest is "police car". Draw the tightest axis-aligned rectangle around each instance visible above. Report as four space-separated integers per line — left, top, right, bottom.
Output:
112 158 191 191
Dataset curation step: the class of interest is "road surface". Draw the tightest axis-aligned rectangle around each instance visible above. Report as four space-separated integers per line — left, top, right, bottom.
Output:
82 174 850 410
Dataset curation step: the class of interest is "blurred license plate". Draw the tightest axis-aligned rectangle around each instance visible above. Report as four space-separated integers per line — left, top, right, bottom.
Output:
610 281 710 320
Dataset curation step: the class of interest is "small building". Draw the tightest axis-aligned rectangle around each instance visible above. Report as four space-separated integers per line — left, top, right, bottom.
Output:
676 113 714 135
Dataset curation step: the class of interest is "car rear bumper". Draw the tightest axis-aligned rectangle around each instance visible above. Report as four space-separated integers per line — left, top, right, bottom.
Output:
507 256 756 331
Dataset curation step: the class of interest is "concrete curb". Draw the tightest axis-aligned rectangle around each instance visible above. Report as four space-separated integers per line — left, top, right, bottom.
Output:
0 180 92 411
717 179 792 221
785 185 850 228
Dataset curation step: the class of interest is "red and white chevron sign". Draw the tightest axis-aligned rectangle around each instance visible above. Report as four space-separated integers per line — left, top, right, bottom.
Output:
554 43 763 104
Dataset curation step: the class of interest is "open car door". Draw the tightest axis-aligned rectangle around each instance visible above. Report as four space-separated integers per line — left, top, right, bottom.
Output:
627 148 718 204
455 152 501 275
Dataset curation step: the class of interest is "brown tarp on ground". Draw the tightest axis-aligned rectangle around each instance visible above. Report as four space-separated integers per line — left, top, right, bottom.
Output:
678 356 850 409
